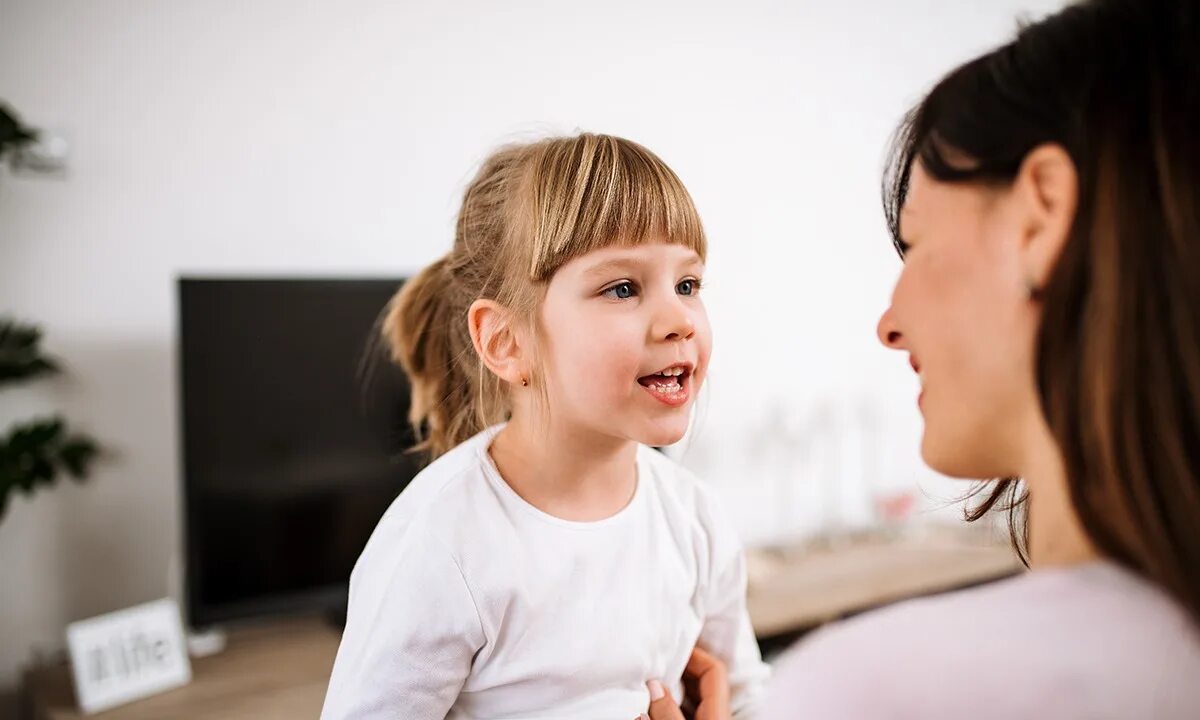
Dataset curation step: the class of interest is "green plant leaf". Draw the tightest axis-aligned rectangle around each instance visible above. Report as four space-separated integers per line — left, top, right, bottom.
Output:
0 103 38 159
0 318 60 387
0 417 100 522
13 417 66 448
59 437 100 479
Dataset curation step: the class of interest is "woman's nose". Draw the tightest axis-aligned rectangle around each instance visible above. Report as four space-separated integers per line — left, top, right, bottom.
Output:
877 306 904 349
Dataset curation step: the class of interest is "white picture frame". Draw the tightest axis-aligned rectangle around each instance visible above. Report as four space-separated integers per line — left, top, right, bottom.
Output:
66 598 193 714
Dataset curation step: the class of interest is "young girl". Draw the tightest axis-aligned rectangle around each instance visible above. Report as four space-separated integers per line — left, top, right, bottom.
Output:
320 133 768 719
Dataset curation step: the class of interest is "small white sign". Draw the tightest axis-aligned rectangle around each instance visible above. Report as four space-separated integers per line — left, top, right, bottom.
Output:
66 598 193 714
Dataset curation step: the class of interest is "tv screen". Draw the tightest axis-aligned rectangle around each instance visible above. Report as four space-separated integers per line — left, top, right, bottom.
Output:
178 277 419 628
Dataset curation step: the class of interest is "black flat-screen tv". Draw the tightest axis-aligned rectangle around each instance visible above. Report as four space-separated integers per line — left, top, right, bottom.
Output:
178 277 420 628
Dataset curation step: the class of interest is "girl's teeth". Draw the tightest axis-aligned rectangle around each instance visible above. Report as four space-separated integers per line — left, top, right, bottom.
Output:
648 379 682 393
639 368 688 396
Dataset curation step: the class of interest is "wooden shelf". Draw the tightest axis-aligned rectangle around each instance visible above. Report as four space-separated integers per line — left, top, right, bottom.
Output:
746 523 1023 638
21 617 340 720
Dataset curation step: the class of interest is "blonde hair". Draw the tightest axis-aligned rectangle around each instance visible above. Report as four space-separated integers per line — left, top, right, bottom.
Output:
382 133 707 459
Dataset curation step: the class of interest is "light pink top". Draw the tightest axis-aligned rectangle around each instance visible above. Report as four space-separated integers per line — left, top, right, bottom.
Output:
764 561 1200 719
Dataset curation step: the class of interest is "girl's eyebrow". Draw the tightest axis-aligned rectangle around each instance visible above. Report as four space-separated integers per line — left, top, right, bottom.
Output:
582 258 641 279
582 250 704 280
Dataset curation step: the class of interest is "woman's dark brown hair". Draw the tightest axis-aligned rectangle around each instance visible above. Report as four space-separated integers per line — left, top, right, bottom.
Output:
883 0 1200 621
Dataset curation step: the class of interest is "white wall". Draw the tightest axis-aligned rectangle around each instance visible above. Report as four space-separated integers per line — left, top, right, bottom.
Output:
0 0 1062 695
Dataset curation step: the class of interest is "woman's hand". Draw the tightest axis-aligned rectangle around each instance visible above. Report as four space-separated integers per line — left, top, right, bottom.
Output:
638 646 731 720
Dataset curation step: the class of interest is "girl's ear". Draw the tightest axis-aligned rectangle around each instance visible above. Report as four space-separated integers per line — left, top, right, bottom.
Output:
468 299 527 387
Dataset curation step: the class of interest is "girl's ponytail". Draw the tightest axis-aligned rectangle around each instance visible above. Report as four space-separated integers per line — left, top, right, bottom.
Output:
382 256 477 458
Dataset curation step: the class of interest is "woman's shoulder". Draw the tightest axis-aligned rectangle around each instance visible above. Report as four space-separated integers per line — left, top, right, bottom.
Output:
764 561 1200 719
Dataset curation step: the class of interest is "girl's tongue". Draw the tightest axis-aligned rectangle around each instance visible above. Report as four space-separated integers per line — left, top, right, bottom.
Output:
638 370 684 391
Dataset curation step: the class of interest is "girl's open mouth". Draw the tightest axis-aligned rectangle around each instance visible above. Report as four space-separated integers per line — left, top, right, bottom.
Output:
637 365 692 407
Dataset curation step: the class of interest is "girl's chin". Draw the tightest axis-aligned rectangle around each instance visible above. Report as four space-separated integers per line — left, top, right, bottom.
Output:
636 421 690 448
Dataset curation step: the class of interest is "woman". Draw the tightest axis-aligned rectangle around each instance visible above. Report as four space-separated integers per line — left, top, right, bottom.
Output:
644 0 1200 717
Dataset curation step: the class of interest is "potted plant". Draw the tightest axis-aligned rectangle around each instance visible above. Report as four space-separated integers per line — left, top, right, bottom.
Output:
0 102 99 521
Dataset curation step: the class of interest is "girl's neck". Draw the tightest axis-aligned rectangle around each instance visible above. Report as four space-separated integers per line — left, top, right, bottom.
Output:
488 415 639 522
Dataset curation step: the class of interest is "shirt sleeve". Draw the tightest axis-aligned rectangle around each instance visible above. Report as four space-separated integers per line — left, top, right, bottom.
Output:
320 520 486 720
694 487 772 720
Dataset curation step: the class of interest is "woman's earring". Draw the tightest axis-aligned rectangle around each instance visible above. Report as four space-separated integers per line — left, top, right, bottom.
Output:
1025 277 1043 302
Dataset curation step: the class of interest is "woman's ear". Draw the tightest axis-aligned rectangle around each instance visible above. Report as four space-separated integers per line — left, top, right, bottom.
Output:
1014 144 1079 290
468 299 527 387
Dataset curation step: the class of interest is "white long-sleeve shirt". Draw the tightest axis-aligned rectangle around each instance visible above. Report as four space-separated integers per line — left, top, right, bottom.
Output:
321 426 769 720
764 561 1200 719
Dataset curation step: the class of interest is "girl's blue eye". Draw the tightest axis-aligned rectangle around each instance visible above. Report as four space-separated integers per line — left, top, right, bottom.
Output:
603 282 637 300
677 278 700 296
